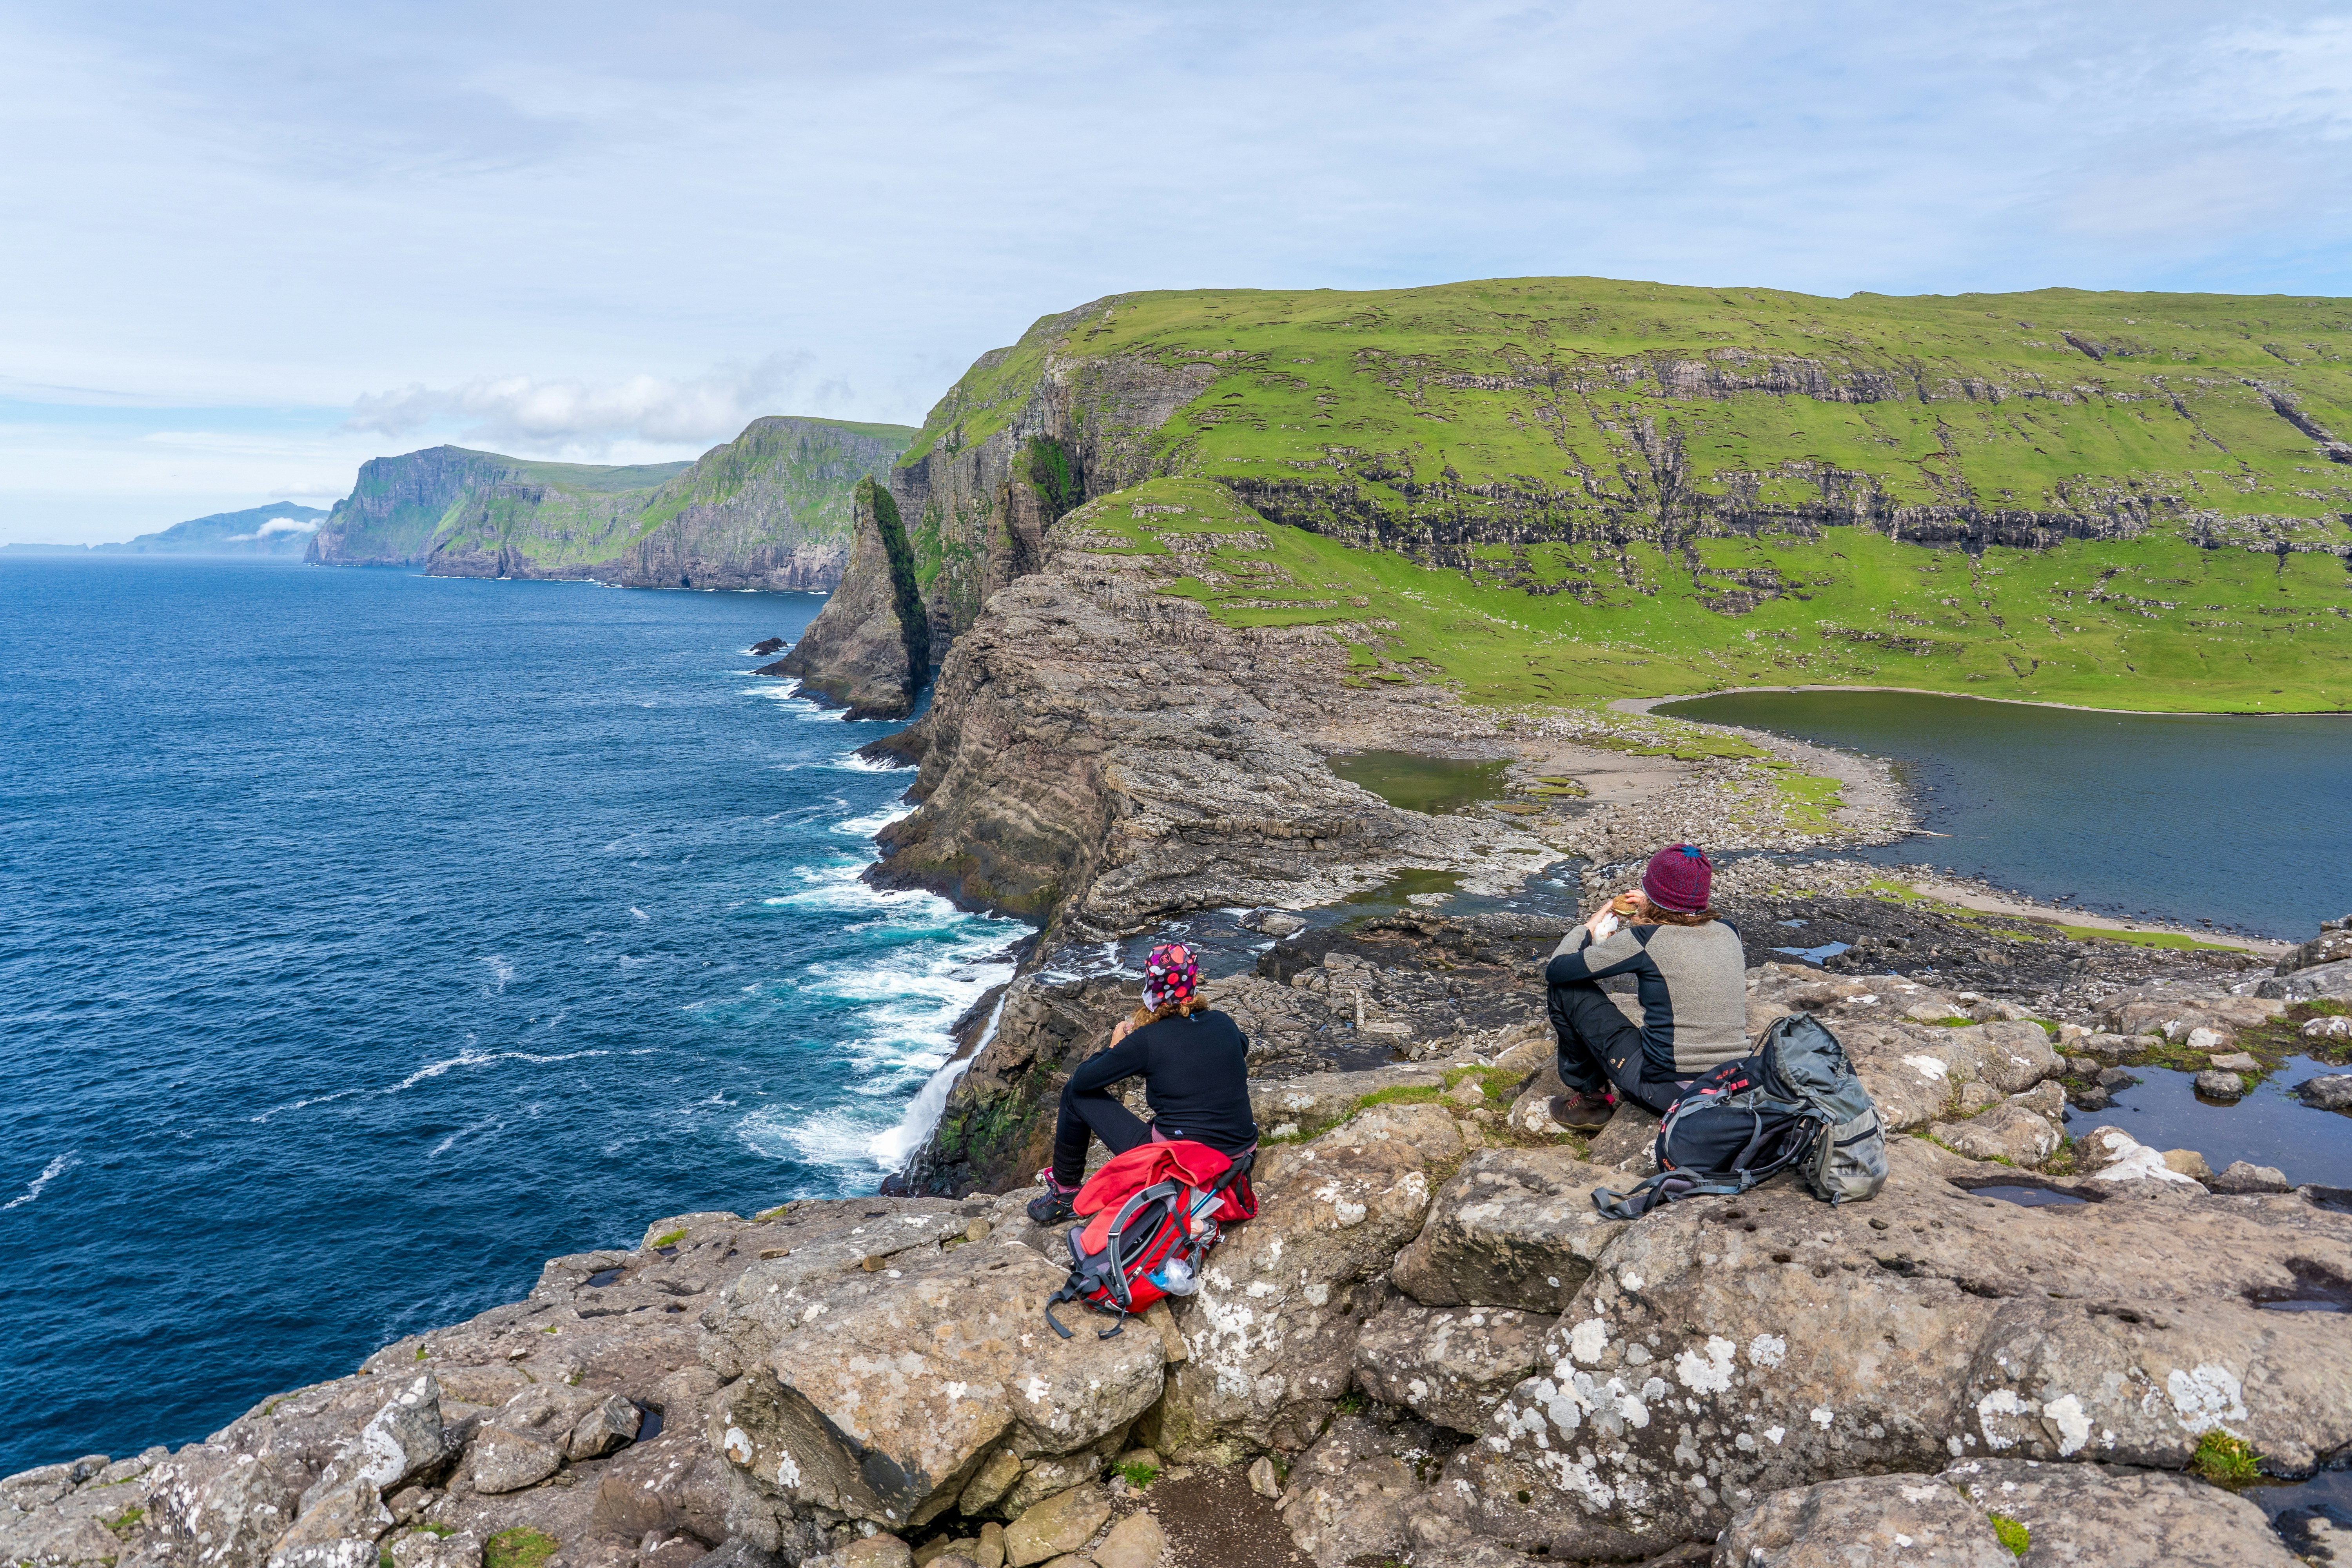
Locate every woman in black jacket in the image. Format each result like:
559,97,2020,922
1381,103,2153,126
1028,941,1259,1224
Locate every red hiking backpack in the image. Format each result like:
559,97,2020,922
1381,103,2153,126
1043,1139,1256,1340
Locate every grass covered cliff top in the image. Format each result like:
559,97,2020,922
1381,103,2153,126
913,277,2352,711
907,277,2352,526
1066,477,2352,712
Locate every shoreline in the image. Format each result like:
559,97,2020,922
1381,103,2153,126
1610,683,2352,720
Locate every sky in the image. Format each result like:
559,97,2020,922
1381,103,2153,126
4,0,2350,543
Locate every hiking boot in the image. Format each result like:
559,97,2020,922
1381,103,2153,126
1026,1174,1078,1226
1548,1091,1617,1132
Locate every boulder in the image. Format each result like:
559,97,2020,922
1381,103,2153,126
1390,1147,1629,1314
1937,1102,2060,1167
1828,1020,2060,1134
1087,1511,1163,1568
1713,1472,2009,1566
269,1478,392,1560
2300,1073,2352,1111
2163,1148,2216,1182
298,1375,452,1511
707,1239,1164,1532
2257,958,2352,1003
1001,1486,1107,1567
1156,1105,1458,1454
1445,1138,2352,1552
1278,1416,1434,1568
463,1426,561,1495
2301,1014,2352,1042
2277,928,2352,975
2194,1071,2246,1101
151,1450,295,1568
1351,1301,1549,1434
2076,1125,2205,1187
1945,1456,2301,1566
567,1394,642,1460
2209,1161,2290,1195
385,1526,484,1568
2208,1051,2260,1073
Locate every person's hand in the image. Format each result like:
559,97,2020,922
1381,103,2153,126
1110,1016,1135,1047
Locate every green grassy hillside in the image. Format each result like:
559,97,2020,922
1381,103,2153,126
909,279,2352,709
314,417,915,577
1067,478,2352,713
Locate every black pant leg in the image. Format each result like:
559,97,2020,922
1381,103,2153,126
1548,980,1680,1115
1049,1082,1153,1188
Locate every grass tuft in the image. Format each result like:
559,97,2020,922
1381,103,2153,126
2190,1428,2264,1486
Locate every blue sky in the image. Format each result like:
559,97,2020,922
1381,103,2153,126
4,0,2350,542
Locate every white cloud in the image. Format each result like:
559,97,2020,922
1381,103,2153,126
343,351,820,454
225,516,322,540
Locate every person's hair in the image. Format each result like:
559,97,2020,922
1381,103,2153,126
1127,995,1207,1031
1633,893,1717,926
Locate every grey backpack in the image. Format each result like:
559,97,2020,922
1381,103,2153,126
1593,1013,1887,1219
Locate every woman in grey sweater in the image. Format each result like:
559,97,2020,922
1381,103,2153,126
1545,843,1747,1129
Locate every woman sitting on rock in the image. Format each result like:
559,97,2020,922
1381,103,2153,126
1028,941,1259,1225
1545,843,1748,1131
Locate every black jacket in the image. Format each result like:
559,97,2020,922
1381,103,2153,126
1064,1007,1258,1153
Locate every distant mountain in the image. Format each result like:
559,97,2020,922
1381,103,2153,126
306,416,916,590
3,503,331,557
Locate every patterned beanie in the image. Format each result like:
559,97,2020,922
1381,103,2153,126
1142,942,1201,1010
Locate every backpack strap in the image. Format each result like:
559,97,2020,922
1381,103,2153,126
1592,1169,1751,1221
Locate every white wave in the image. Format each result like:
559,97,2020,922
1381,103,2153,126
428,1114,508,1160
835,802,916,838
251,1086,361,1124
384,1045,609,1094
1,1152,76,1211
630,907,650,922
830,751,910,774
479,955,515,995
868,985,1010,1167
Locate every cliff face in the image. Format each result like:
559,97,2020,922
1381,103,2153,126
305,417,914,589
762,479,929,719
889,301,1218,650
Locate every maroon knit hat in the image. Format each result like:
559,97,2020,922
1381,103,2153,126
1641,844,1713,913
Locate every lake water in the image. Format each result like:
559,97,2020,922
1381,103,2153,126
0,558,1020,1477
1652,690,2352,938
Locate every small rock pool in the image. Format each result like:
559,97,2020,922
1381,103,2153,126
2084,1054,2352,1190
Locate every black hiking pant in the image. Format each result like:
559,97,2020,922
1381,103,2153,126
1049,1081,1152,1189
1548,978,1682,1116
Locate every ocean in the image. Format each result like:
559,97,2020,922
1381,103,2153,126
0,557,1021,1477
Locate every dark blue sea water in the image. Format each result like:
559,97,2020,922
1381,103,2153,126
1654,690,2352,939
0,558,1019,1478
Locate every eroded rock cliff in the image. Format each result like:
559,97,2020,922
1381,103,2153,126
307,417,912,591
762,479,929,719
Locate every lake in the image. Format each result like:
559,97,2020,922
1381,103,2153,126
1652,690,2352,939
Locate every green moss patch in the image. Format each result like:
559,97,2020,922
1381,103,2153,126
2190,1429,2265,1486
486,1529,561,1568
1988,1512,2030,1555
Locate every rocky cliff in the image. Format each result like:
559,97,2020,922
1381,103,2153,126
305,417,914,590
11,921,2343,1568
782,278,2352,714
760,479,929,719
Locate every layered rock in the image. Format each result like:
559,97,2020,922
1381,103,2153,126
861,481,1555,937
307,418,911,590
763,479,930,718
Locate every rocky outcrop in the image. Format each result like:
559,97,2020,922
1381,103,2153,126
1717,1461,2300,1566
16,904,2347,1568
763,479,930,718
861,481,1555,939
307,418,911,590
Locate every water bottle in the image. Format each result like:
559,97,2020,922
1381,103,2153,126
1152,1255,1200,1296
